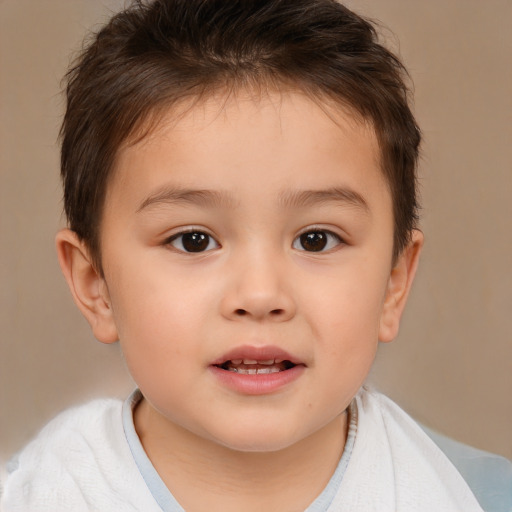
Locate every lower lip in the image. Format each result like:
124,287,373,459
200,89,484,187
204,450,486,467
209,365,305,395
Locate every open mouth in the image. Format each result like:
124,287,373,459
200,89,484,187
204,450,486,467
210,348,305,393
215,358,297,375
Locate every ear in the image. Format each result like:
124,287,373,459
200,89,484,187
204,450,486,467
379,229,424,343
55,228,118,344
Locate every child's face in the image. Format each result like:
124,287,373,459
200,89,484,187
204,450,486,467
97,90,408,451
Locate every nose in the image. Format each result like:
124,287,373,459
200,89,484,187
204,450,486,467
220,250,296,322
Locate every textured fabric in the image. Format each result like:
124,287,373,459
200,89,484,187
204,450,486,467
0,399,162,512
327,389,484,511
423,426,512,512
1,388,502,511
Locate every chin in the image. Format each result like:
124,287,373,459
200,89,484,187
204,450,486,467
208,423,306,454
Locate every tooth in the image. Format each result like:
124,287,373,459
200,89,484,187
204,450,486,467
275,359,283,364
243,359,257,364
259,360,274,365
228,367,238,373
256,367,280,374
231,359,243,365
246,369,257,375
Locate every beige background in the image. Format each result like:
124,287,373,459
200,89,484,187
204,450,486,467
1,0,511,462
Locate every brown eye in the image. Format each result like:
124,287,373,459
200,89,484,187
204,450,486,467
300,232,327,251
169,231,219,253
293,230,342,252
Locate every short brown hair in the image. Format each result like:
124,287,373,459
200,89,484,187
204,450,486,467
60,0,420,272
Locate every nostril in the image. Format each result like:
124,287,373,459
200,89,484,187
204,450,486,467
232,308,287,318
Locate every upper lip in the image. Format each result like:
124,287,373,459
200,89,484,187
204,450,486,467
211,345,304,366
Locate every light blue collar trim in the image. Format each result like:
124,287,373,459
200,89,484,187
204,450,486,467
122,390,356,512
122,390,184,512
305,402,357,511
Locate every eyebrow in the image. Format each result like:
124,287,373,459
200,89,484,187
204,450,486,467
137,186,236,212
137,185,369,213
278,187,370,213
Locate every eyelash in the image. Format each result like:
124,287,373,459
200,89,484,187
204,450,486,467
165,228,344,254
292,228,343,253
165,229,220,253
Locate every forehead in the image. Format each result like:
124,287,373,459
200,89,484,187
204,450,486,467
108,89,387,210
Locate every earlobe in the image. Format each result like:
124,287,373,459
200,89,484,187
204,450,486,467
55,229,118,344
378,229,424,343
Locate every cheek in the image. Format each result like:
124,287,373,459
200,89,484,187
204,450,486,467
105,257,224,364
109,275,206,396
304,266,388,336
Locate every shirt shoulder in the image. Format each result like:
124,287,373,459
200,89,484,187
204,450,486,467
333,388,484,511
422,426,512,512
366,388,511,512
1,398,161,511
5,397,124,474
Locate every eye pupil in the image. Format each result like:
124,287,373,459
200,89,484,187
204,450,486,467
300,232,327,252
182,232,210,252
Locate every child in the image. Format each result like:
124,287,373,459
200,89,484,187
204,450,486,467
1,1,510,510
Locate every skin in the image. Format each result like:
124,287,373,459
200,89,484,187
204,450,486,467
57,90,423,511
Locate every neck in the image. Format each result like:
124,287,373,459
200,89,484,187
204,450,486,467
134,399,348,512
